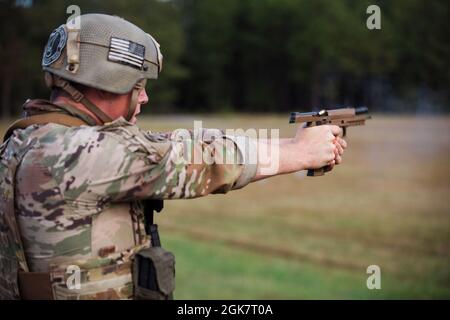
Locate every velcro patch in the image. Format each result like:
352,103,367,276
42,25,67,66
108,37,145,70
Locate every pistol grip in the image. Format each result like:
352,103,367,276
307,165,331,177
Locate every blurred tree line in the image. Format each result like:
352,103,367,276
0,0,448,117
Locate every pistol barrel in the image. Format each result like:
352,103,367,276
289,106,370,123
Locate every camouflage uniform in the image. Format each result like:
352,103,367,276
0,13,257,300
5,99,256,299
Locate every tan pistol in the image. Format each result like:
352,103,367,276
289,106,371,176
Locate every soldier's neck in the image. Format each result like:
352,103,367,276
52,96,104,125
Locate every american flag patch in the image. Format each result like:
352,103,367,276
108,37,145,69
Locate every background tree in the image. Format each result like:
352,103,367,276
0,0,448,117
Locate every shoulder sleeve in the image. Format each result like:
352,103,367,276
52,122,257,206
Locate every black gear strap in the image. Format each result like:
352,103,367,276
143,200,164,247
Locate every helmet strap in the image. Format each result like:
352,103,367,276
46,73,113,124
126,79,146,122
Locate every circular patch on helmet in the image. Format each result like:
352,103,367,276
42,26,67,66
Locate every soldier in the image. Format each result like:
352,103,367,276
0,14,346,300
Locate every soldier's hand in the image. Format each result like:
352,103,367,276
327,136,347,171
293,125,346,171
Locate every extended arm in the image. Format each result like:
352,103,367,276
252,125,347,182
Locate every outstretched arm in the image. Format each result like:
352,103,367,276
252,125,347,182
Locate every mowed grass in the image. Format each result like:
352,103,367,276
1,114,449,299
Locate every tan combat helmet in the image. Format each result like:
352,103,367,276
42,13,163,123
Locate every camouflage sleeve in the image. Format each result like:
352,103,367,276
54,119,257,205
147,127,259,189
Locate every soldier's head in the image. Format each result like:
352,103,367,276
42,13,163,124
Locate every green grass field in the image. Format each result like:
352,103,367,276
2,114,449,299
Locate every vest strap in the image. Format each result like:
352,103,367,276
3,113,88,142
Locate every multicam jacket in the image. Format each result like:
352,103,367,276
0,100,257,299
